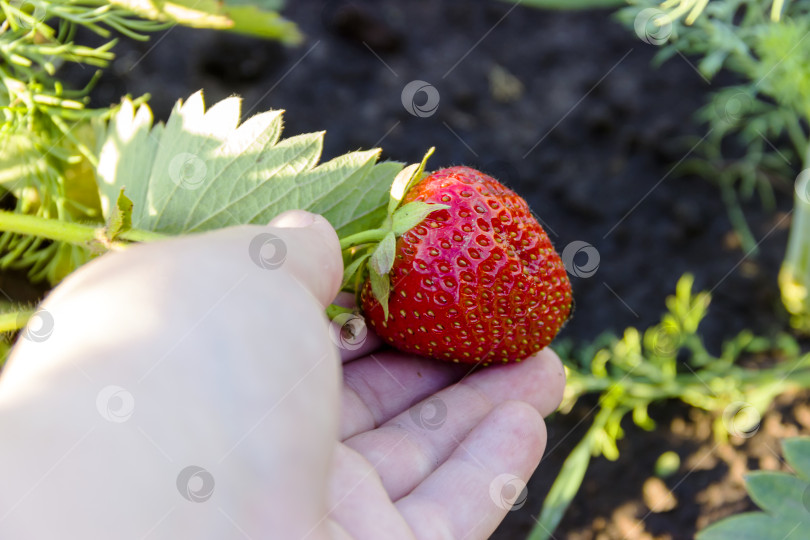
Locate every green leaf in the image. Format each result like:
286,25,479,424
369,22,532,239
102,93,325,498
105,189,133,240
96,92,403,236
108,0,303,44
697,512,806,540
783,437,810,481
699,50,730,80
530,431,594,540
368,265,390,320
387,147,435,214
388,163,421,214
391,201,448,236
745,471,810,521
341,252,371,291
370,231,396,276
306,158,402,238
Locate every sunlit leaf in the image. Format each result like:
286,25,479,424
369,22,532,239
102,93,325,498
96,92,403,237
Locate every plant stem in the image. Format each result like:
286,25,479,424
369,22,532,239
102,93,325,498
0,211,97,246
0,210,165,248
567,357,810,406
779,143,810,331
339,228,388,251
119,228,167,242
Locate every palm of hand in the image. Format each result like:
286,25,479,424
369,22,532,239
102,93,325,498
321,336,564,539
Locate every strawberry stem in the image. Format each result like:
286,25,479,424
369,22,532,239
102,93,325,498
0,210,166,248
338,228,389,250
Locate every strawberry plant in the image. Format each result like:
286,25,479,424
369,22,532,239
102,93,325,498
1,81,575,366
0,0,303,351
0,1,579,367
4,2,809,538
0,90,408,291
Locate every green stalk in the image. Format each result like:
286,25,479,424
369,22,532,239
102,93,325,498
338,228,389,251
779,143,810,331
120,228,166,243
0,210,165,248
528,405,614,540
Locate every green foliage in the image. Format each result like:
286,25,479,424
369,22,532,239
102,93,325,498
614,0,810,328
104,189,133,242
97,91,402,236
0,0,301,284
752,18,810,119
0,0,165,283
697,437,810,539
617,0,810,229
530,275,810,539
337,148,449,316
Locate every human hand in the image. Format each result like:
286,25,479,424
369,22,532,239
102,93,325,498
0,210,565,539
330,329,564,539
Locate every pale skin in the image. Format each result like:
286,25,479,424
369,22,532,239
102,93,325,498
0,210,566,539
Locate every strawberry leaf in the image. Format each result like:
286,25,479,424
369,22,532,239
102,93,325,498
391,201,448,236
370,231,396,276
341,251,371,290
388,163,421,214
387,146,435,214
96,92,403,237
308,159,402,238
105,189,133,240
368,265,390,320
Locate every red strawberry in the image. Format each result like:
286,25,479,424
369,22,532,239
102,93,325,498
359,166,572,365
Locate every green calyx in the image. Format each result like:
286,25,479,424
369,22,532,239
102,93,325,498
335,147,449,319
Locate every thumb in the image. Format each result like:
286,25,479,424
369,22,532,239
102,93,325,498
266,210,343,307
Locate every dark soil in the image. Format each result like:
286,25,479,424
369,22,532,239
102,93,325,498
56,0,808,537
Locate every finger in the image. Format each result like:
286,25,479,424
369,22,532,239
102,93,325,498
339,350,468,440
322,443,415,540
269,210,343,307
0,218,343,538
396,401,546,539
342,349,564,500
5,215,343,384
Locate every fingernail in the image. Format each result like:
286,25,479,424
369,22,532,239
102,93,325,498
269,210,317,229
